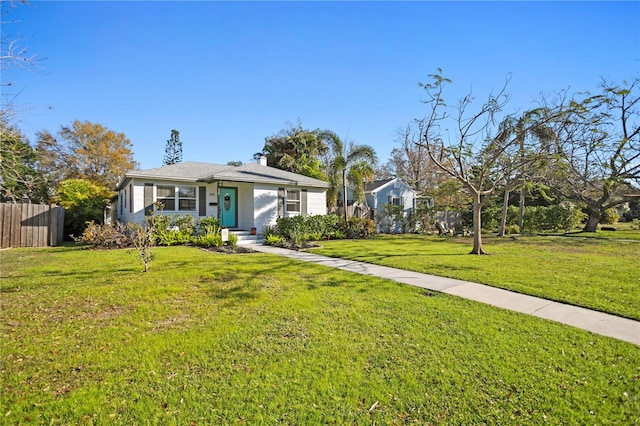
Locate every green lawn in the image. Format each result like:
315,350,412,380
1,246,638,424
308,234,640,321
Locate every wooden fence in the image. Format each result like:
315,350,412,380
0,203,65,248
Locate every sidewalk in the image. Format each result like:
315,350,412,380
248,244,640,346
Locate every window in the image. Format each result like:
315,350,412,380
178,186,196,211
157,185,176,211
388,195,401,206
128,184,133,213
156,185,197,212
286,190,300,213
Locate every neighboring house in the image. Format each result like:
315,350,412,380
338,177,431,232
363,178,423,215
115,156,328,233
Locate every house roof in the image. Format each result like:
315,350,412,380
364,178,395,192
364,177,417,193
118,161,329,189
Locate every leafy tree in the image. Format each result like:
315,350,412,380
36,120,137,190
318,130,377,219
260,122,327,180
543,78,640,232
493,112,556,236
163,129,182,165
54,178,112,238
415,70,553,254
0,119,48,203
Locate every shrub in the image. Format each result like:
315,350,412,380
74,221,132,249
601,208,620,225
197,216,221,236
262,225,276,240
193,233,223,248
305,232,324,241
376,204,405,234
265,234,285,246
174,215,195,234
156,230,192,246
328,229,347,240
505,224,520,235
342,217,376,239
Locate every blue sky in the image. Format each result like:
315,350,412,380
4,1,639,170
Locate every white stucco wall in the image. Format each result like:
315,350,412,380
235,182,254,230
254,185,279,233
306,188,327,216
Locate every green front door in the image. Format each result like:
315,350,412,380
219,187,237,228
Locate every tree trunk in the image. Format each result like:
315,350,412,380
470,192,486,255
342,169,348,221
518,188,525,233
583,208,602,232
498,189,509,237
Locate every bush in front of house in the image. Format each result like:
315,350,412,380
75,215,233,250
266,214,375,247
75,221,132,249
341,217,376,239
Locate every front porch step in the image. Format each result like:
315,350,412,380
230,230,263,245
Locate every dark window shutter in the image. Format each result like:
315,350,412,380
144,183,154,216
278,188,285,217
129,184,133,213
198,186,206,216
301,189,308,217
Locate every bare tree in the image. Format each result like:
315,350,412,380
382,121,455,194
415,70,552,254
1,1,43,91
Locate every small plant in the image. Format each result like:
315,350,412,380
305,232,324,241
505,224,520,235
265,234,285,246
197,216,221,236
227,233,238,253
631,219,640,230
262,225,276,240
193,233,223,248
174,215,195,234
127,222,155,272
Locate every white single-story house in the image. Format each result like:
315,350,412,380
115,157,328,233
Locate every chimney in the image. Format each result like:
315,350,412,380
258,155,267,166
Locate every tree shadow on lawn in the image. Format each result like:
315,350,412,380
0,267,137,290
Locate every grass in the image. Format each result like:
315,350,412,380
1,246,639,424
308,233,640,321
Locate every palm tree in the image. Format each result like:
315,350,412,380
319,130,377,220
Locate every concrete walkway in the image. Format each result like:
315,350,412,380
248,244,640,346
